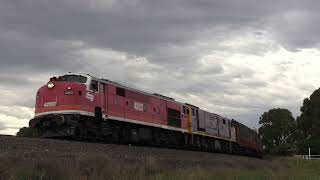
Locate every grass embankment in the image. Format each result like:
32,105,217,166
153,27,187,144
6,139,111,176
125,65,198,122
0,155,320,180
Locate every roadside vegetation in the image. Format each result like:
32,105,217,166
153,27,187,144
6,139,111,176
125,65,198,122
16,127,38,137
0,155,320,180
258,88,320,155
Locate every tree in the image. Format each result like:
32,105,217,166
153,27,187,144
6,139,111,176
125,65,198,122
297,88,320,154
258,108,297,155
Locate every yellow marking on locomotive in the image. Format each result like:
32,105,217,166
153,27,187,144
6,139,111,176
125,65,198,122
187,106,193,133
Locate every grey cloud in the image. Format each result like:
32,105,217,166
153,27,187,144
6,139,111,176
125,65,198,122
267,10,320,50
0,30,83,72
1,0,320,132
0,73,34,87
196,65,224,75
0,121,8,131
239,80,267,88
1,0,318,72
1,0,317,59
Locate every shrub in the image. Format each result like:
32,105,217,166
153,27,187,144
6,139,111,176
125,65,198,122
16,127,38,137
298,139,320,155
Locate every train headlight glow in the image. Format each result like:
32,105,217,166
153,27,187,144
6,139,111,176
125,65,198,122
47,81,55,89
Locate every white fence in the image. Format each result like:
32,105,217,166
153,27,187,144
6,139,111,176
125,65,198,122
296,155,320,160
295,148,320,160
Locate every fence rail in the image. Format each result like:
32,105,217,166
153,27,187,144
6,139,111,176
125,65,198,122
295,148,320,160
295,155,320,160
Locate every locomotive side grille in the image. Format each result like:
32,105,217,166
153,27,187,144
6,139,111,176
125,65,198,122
126,89,151,103
167,108,181,128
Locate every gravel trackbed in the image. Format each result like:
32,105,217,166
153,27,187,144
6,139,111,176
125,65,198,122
0,135,281,170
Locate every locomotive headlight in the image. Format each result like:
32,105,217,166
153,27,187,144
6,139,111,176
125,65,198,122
47,81,55,89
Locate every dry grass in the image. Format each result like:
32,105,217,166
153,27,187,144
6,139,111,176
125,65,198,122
0,155,320,180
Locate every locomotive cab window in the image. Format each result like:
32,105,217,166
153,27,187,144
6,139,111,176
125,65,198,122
90,80,98,92
59,75,87,83
223,119,226,125
116,87,125,97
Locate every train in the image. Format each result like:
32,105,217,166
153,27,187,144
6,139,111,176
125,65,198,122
29,73,263,157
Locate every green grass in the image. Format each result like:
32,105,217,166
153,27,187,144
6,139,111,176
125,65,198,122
1,156,320,180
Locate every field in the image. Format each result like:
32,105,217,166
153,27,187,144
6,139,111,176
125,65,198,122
0,136,320,180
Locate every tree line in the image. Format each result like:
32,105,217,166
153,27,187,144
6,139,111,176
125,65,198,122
258,88,320,155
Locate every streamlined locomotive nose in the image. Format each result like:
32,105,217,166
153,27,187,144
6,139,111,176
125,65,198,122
35,74,90,117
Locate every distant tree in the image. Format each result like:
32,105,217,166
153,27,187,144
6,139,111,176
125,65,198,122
16,127,37,137
297,88,320,154
258,108,297,155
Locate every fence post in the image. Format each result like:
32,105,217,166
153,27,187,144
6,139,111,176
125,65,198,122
309,147,311,159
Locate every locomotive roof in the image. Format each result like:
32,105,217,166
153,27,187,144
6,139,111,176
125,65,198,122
69,73,247,129
88,74,183,105
98,77,235,119
89,74,236,118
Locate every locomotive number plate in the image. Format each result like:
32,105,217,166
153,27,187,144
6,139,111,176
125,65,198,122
134,102,144,111
44,101,57,107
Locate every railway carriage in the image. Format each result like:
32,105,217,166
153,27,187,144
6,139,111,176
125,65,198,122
30,73,263,157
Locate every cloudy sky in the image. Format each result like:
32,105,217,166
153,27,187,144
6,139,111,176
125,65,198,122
1,0,320,135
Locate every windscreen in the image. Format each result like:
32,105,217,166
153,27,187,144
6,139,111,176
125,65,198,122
59,75,87,83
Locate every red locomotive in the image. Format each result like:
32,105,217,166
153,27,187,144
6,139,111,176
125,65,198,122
29,73,263,157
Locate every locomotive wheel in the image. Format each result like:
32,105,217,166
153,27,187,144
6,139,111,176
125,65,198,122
73,127,81,141
152,130,161,146
112,128,120,143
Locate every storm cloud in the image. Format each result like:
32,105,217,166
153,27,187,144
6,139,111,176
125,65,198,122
1,0,320,134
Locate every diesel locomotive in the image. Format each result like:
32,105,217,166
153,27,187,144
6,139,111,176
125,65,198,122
29,73,263,157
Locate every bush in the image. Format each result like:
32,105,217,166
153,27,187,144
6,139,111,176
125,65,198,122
16,127,38,137
298,139,320,155
269,143,294,156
